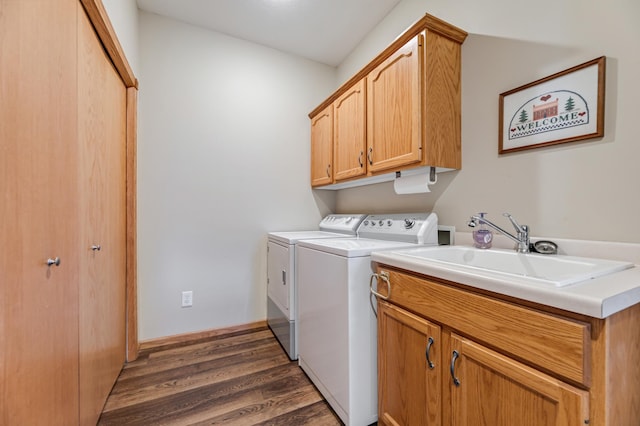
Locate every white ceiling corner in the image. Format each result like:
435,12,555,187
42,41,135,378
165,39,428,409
136,0,402,66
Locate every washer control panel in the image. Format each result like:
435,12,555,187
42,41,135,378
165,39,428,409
318,214,367,234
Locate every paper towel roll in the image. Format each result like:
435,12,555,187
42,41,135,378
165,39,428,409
393,172,431,194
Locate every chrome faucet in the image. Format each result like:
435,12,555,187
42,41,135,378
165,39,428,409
468,213,530,253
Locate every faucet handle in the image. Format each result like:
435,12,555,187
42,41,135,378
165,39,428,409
503,213,524,232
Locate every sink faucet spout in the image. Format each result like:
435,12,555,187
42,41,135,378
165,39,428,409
468,213,530,253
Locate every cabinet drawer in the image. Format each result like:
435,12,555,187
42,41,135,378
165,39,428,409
376,267,591,386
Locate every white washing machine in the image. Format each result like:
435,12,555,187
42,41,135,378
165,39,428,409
296,213,439,426
267,214,366,360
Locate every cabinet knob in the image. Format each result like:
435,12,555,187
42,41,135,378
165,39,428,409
46,257,61,267
91,245,101,251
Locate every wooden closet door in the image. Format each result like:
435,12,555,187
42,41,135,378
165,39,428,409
0,1,80,425
77,4,127,424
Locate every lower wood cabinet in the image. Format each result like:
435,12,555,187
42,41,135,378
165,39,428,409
375,266,640,426
378,302,441,426
449,334,588,426
378,301,588,426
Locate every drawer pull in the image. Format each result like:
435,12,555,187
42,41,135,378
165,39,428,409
369,272,391,300
450,350,461,386
425,337,435,369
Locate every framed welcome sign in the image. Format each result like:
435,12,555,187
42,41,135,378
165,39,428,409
499,56,606,154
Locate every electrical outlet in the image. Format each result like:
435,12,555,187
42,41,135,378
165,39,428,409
181,290,193,308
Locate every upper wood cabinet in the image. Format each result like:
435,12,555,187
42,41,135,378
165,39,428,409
367,34,422,173
310,104,333,186
334,79,367,181
309,14,467,188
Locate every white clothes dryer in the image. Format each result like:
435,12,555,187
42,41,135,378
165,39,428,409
296,213,439,426
267,214,366,360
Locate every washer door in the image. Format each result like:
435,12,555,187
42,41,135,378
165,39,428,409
267,241,292,318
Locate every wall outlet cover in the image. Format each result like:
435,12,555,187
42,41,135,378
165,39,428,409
182,290,193,307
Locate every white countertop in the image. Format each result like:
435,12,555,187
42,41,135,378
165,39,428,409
371,233,640,319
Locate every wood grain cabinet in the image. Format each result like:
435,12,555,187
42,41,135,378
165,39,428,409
448,334,588,426
309,14,466,188
366,34,422,173
310,78,367,187
333,79,367,181
1,1,135,424
374,266,640,426
310,104,334,186
378,302,442,426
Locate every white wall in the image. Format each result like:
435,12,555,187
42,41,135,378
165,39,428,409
102,0,139,76
119,0,639,341
336,0,640,244
137,12,336,340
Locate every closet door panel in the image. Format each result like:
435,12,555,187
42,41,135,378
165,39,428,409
77,4,127,424
0,1,80,425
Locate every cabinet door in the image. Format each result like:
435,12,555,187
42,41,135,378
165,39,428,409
449,334,589,426
310,104,333,186
77,4,127,424
0,0,80,424
367,33,422,173
378,301,441,426
334,79,366,181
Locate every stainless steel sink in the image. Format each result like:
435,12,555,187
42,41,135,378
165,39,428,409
391,246,634,286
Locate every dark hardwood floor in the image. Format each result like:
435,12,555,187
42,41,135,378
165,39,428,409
98,325,343,425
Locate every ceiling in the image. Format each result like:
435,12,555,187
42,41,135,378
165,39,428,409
136,0,402,67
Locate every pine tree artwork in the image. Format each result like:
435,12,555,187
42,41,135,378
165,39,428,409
518,109,529,123
565,96,575,111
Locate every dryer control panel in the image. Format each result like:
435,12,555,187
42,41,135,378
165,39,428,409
357,213,438,245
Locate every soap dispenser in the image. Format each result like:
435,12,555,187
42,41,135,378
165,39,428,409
473,212,493,249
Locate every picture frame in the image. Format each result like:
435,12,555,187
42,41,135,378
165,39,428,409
498,56,606,154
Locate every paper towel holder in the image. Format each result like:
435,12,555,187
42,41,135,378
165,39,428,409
395,167,438,184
